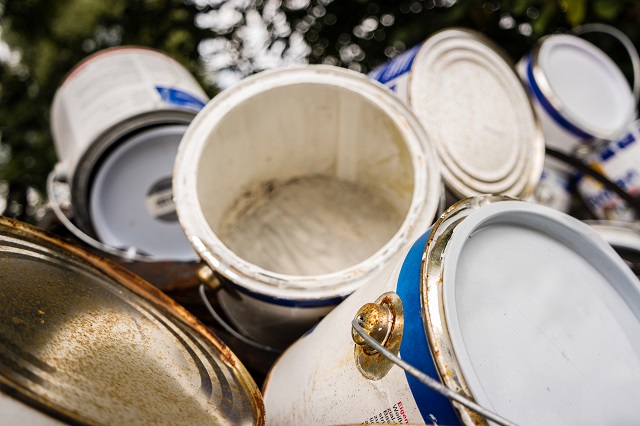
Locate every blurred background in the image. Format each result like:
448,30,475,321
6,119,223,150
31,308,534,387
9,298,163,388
0,0,639,225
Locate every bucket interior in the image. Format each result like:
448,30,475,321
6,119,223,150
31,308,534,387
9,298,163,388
196,82,415,276
539,35,635,136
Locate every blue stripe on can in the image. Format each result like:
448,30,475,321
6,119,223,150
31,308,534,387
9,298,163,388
396,230,461,425
368,44,422,85
156,86,207,111
221,278,348,308
524,54,593,140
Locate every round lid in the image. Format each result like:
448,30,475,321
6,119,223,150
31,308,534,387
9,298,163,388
0,217,263,425
535,34,635,140
408,29,544,199
90,124,197,261
422,196,640,424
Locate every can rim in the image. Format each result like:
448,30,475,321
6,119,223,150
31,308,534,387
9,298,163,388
421,196,640,424
173,64,442,300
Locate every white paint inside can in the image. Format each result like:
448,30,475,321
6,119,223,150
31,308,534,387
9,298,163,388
443,202,640,424
90,124,197,260
538,35,635,138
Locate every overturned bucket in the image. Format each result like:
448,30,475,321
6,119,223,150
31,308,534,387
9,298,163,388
47,46,209,288
369,28,545,203
174,65,442,349
0,216,264,425
263,195,640,425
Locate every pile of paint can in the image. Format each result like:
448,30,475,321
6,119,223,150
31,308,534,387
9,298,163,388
2,23,639,425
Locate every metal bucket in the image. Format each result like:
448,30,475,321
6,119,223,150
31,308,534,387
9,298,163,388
0,216,264,425
368,28,544,203
47,46,208,269
516,24,639,154
576,120,640,221
174,65,442,349
262,195,640,425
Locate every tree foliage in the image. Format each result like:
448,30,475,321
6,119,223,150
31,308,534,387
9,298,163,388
0,0,638,223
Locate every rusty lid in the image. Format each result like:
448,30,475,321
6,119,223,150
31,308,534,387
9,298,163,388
0,217,264,425
407,28,544,199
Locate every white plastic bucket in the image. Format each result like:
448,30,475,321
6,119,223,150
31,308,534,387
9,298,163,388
517,24,639,153
48,46,208,264
174,65,442,348
262,195,640,425
369,28,544,202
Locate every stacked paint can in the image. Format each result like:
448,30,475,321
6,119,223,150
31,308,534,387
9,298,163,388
47,46,209,290
173,65,442,349
516,24,640,216
369,28,545,205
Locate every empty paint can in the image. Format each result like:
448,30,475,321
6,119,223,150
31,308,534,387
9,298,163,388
0,216,264,425
576,120,640,221
174,65,442,349
48,46,208,268
517,24,639,154
262,195,640,425
586,220,640,276
369,28,544,202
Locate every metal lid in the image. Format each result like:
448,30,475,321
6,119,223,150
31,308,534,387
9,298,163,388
0,217,264,425
408,29,544,199
421,196,640,424
90,124,197,261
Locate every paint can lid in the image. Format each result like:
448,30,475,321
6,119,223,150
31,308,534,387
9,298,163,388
423,196,640,423
0,217,264,425
407,29,544,199
90,124,198,261
532,34,636,140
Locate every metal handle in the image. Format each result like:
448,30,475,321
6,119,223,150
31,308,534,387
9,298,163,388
198,283,284,354
351,318,517,426
571,23,640,103
46,167,161,263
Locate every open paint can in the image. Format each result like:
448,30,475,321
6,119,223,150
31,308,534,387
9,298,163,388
174,65,442,349
0,216,264,425
47,46,208,288
369,28,544,203
263,195,640,425
517,23,639,154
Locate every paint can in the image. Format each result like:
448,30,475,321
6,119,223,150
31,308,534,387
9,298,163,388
47,46,209,283
368,28,544,203
262,195,640,425
517,23,639,154
174,65,442,349
0,216,264,425
575,120,640,221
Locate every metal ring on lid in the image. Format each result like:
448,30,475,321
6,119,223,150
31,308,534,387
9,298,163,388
405,28,544,199
0,217,264,425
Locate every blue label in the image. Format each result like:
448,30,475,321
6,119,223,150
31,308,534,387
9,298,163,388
396,230,461,425
156,86,207,111
368,44,422,85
